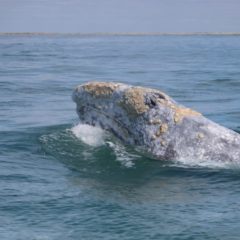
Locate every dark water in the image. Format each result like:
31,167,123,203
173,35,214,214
1,34,240,239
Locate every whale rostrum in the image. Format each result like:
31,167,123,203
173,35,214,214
72,82,240,162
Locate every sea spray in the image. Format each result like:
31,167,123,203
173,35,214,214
71,123,140,167
71,124,106,147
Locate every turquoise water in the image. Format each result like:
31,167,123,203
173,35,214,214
1,34,240,239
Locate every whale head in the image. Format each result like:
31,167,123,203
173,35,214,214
72,82,178,145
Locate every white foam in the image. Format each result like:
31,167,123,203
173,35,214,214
107,141,140,168
71,123,106,147
174,157,240,169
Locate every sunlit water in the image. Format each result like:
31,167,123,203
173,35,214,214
1,34,240,240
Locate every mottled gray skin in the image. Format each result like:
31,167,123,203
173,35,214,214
72,82,240,162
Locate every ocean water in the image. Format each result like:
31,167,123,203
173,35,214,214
1,34,240,240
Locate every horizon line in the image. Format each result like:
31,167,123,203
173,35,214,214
1,32,240,36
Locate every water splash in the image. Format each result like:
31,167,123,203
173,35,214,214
106,141,140,168
71,123,138,167
174,156,240,170
71,124,106,147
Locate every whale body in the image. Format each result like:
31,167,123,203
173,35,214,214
72,82,240,163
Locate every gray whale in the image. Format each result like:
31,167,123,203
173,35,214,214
72,82,240,163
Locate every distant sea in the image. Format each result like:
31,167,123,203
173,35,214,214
1,33,240,240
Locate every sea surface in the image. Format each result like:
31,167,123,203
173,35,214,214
1,34,240,240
